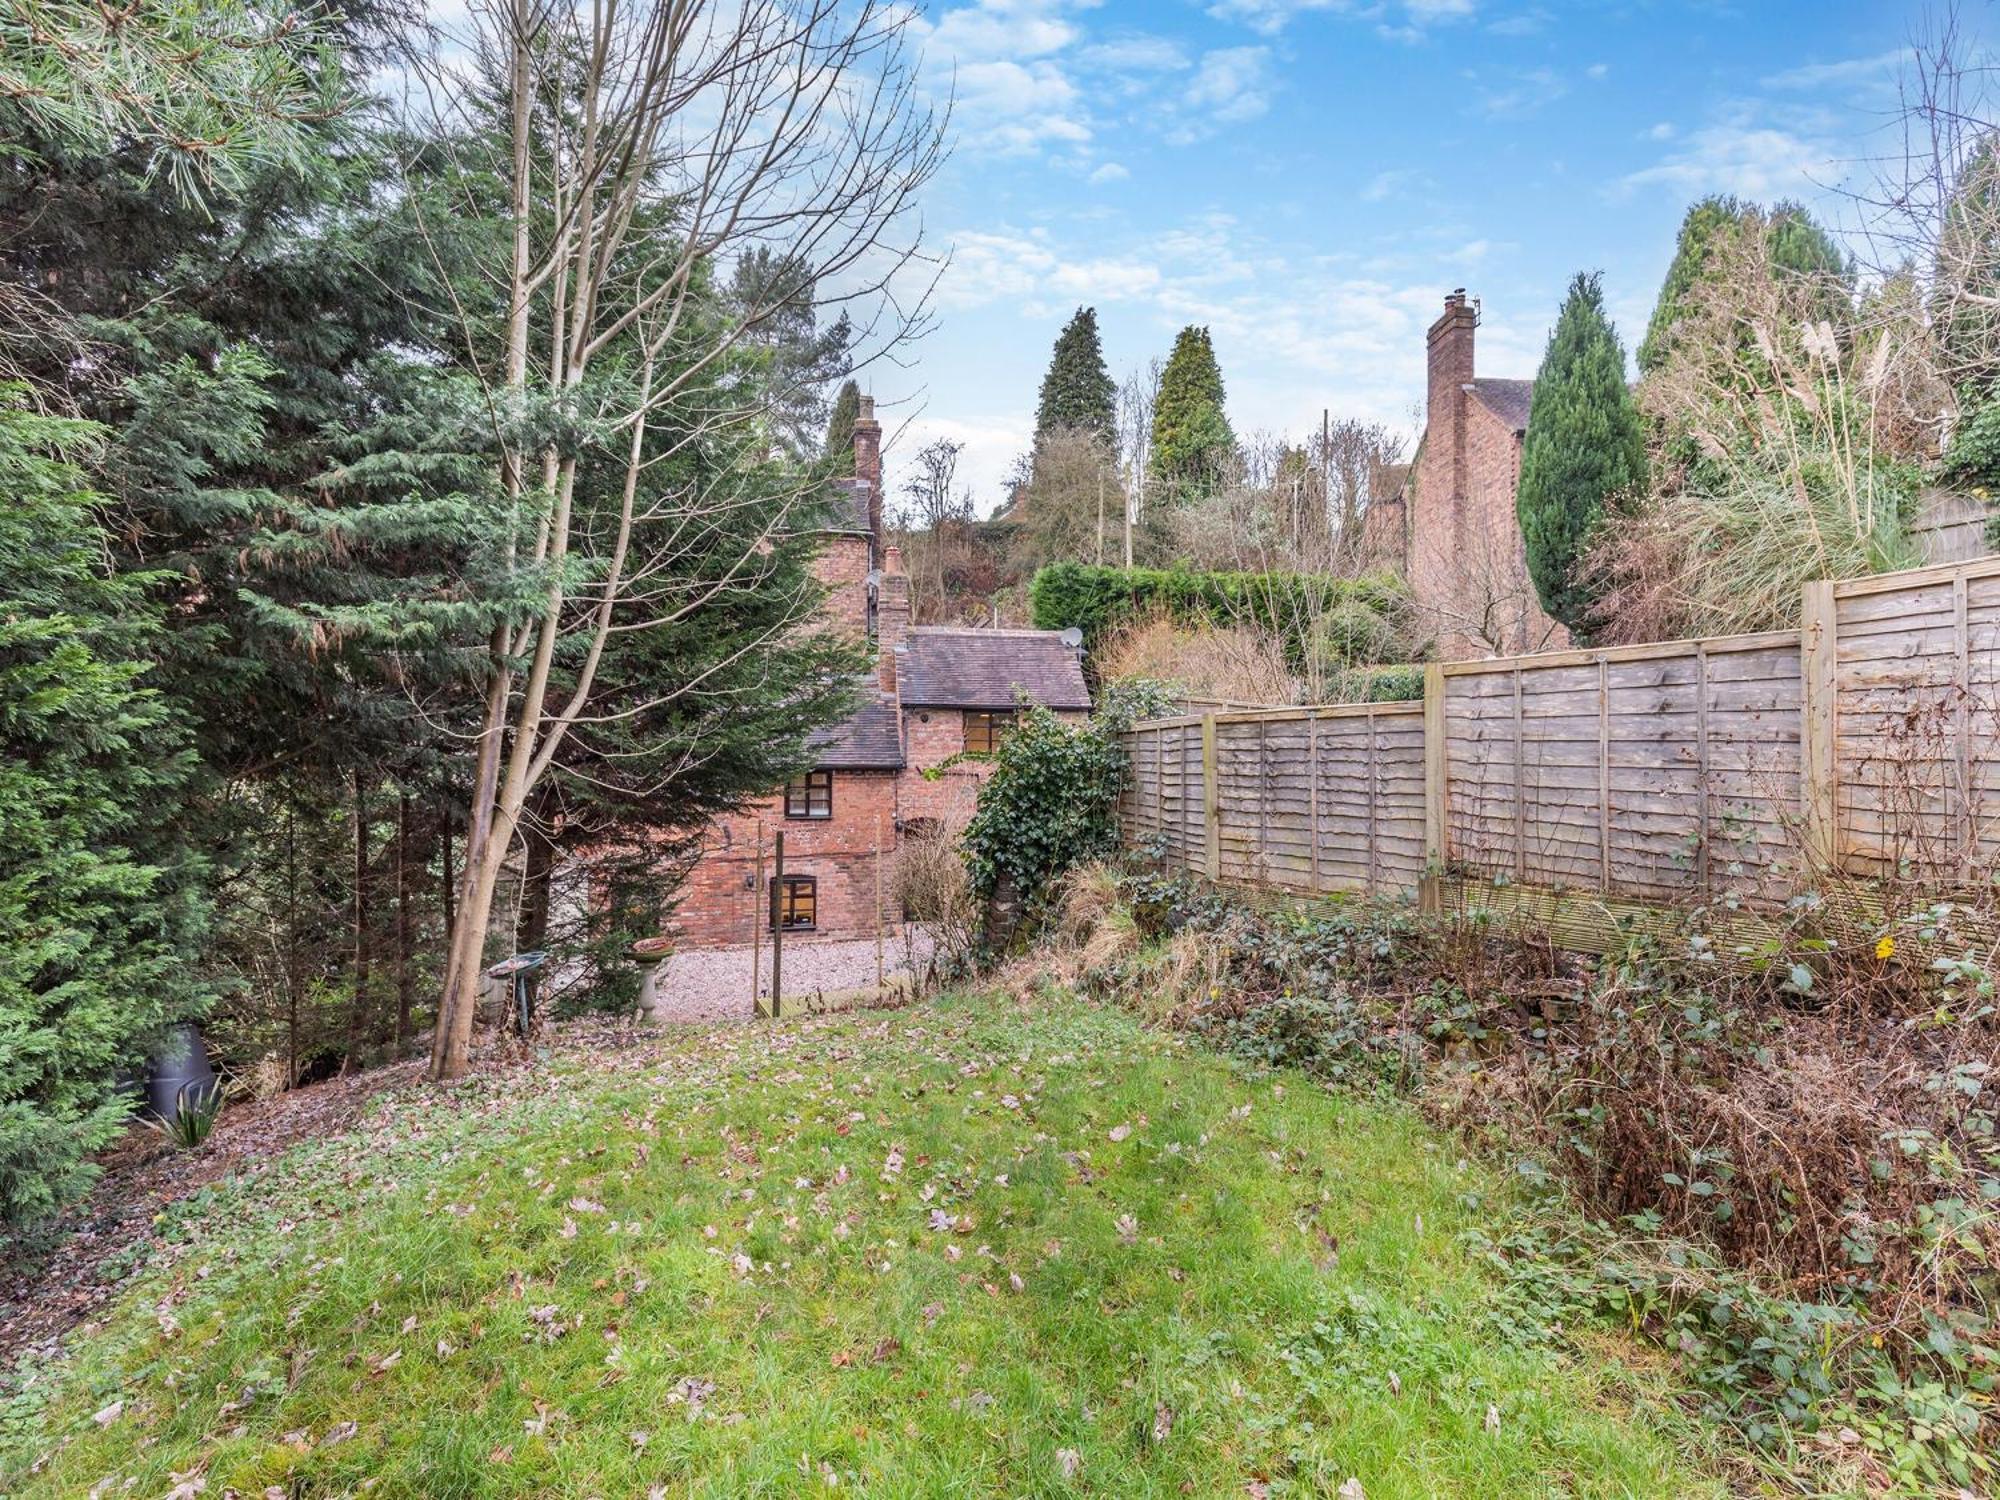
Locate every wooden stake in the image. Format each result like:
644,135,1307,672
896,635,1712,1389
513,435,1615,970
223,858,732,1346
751,822,764,1016
1201,713,1220,882
769,830,785,1020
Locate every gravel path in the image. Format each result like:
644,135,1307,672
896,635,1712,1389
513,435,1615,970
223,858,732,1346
641,930,934,1023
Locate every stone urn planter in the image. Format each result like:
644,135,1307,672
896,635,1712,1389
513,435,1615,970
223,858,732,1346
631,936,675,1024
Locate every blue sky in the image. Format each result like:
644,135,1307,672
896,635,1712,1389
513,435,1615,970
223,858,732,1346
874,0,1973,512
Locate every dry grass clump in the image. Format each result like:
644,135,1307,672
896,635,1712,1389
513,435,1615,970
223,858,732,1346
1586,209,1928,643
892,825,980,987
1094,613,1298,707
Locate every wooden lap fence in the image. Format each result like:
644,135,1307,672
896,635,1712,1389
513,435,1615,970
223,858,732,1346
1117,555,2000,935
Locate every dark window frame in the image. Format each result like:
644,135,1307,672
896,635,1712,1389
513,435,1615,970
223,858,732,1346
784,768,834,819
771,874,817,932
963,709,1017,756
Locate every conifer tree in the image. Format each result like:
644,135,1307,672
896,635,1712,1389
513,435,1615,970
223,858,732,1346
1149,325,1234,500
1639,196,1848,372
1033,307,1116,446
824,379,861,474
0,392,208,1222
1517,273,1646,636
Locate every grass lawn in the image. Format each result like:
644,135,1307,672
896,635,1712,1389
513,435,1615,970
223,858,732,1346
3,990,1726,1498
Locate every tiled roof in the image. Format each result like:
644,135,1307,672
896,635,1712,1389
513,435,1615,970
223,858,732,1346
1467,377,1534,433
898,627,1091,711
808,683,903,769
827,477,874,535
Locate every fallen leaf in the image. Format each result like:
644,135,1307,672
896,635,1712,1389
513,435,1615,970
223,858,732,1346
320,1420,359,1448
1108,1124,1131,1143
1484,1402,1500,1435
1338,1480,1365,1500
91,1400,123,1428
1152,1402,1174,1444
1056,1446,1082,1478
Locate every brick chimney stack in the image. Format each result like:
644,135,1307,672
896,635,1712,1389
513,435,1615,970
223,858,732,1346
1427,289,1477,503
853,394,883,547
877,542,910,695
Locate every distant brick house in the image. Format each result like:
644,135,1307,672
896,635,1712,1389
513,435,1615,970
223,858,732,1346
1360,290,1566,660
665,398,1090,950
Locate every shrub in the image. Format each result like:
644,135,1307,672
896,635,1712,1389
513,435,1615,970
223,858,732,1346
962,705,1129,920
1028,561,1413,665
151,1084,224,1150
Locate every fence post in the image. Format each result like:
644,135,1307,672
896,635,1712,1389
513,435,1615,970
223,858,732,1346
1307,710,1322,895
1422,663,1448,912
1201,712,1220,882
1801,580,1839,876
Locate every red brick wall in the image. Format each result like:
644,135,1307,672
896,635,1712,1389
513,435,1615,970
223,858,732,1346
1406,295,1566,661
668,770,897,947
813,534,873,642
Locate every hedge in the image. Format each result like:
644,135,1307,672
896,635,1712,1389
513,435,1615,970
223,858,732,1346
1027,561,1414,665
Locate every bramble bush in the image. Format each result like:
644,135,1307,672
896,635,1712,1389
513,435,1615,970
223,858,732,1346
1057,863,2000,1492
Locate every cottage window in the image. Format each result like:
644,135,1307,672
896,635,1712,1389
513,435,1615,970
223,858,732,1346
771,874,817,932
784,769,833,819
963,710,1016,756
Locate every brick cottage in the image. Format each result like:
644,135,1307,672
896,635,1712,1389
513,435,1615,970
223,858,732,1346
664,397,1090,950
1359,289,1566,660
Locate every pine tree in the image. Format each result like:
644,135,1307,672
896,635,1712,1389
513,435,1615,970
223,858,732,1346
1033,307,1116,446
1150,326,1234,500
0,392,209,1222
824,379,861,474
1517,273,1646,636
1639,196,1848,372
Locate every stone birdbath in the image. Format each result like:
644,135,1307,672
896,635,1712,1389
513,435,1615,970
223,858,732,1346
631,936,675,1024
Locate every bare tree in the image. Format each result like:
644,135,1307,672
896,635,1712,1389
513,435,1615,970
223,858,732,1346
895,436,972,621
415,0,945,1080
1316,417,1407,569
1116,358,1162,565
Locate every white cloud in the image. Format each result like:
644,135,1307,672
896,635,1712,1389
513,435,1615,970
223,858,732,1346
1585,62,1609,81
1164,46,1274,143
1645,121,1675,141
1078,35,1190,73
1614,119,1843,201
1761,48,1908,91
935,229,1165,312
951,58,1091,153
1205,0,1474,39
1362,167,1429,201
1087,161,1130,184
1484,7,1548,36
912,0,1094,156
1470,65,1565,120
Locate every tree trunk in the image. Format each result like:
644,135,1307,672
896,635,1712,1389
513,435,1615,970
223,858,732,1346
440,799,456,945
515,810,554,1023
286,798,301,1089
344,768,374,1073
395,792,415,1052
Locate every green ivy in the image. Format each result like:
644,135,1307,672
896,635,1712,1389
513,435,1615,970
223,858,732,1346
962,703,1132,913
